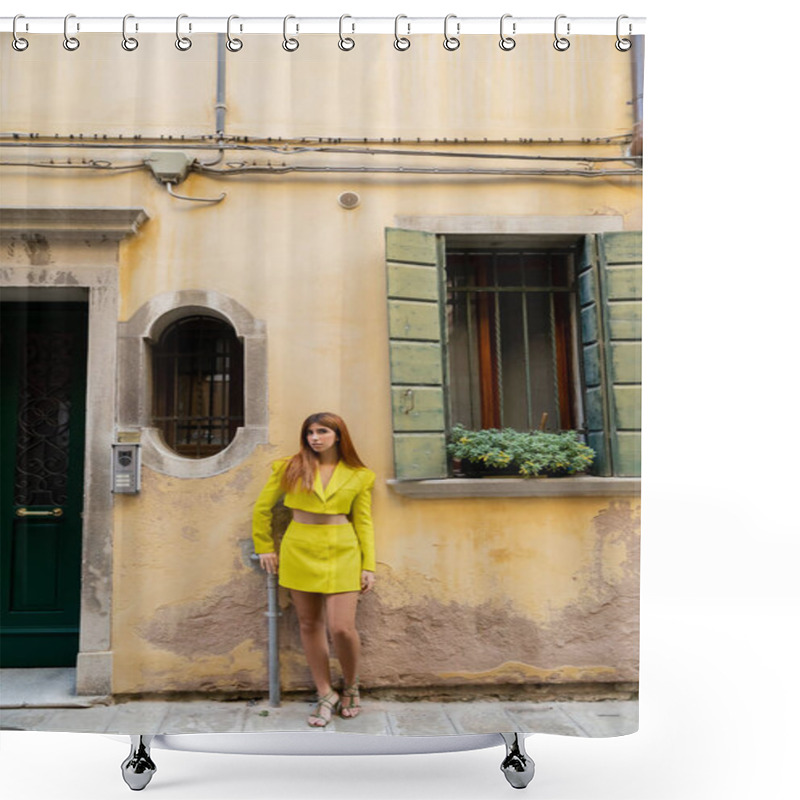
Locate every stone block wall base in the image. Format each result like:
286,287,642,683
76,651,113,696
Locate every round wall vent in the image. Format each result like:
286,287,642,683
338,191,361,210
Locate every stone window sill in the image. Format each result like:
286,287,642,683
387,476,641,499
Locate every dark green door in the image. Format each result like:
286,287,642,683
1,302,88,666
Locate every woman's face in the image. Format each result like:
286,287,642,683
306,423,338,455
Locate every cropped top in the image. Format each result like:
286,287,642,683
252,458,376,571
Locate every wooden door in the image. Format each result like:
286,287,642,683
0,302,88,666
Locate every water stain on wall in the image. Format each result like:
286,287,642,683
23,235,52,266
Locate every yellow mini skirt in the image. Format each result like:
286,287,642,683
279,521,362,594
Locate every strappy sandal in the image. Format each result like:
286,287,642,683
307,690,340,727
340,680,361,719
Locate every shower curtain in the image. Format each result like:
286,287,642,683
0,10,642,773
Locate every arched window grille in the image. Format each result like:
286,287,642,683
151,315,244,458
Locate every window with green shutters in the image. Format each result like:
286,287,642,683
385,228,642,480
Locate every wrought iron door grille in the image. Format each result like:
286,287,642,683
13,330,75,506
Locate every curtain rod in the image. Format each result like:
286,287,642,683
2,16,646,37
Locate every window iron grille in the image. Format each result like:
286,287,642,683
151,315,244,458
446,249,578,432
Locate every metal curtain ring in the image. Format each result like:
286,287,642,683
553,14,570,51
122,14,138,51
226,15,243,51
175,14,192,51
394,14,410,51
12,15,29,51
283,15,299,51
338,14,355,51
443,14,460,51
63,13,80,51
615,15,632,52
499,14,516,51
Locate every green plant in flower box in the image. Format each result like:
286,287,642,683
447,424,595,477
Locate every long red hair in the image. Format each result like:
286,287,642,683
281,412,366,492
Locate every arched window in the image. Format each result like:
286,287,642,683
151,315,244,458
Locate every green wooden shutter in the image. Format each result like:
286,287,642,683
579,231,642,477
385,228,448,479
579,236,612,475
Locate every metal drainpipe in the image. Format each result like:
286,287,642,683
251,555,281,707
630,35,644,158
266,573,281,706
215,33,226,137
199,34,227,167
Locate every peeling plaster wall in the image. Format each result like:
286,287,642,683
112,455,639,694
1,34,641,696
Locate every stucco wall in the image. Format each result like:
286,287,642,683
1,32,641,695
112,459,639,693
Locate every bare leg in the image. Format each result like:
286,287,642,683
290,589,339,725
326,591,361,717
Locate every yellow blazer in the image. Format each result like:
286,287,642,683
252,458,376,571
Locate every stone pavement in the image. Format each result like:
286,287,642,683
0,668,637,738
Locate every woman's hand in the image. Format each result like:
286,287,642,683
360,570,375,594
259,553,278,574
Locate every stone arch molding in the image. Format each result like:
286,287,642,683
118,289,268,478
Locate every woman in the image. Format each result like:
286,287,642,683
252,412,376,727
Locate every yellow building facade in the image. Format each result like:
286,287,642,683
1,33,642,697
